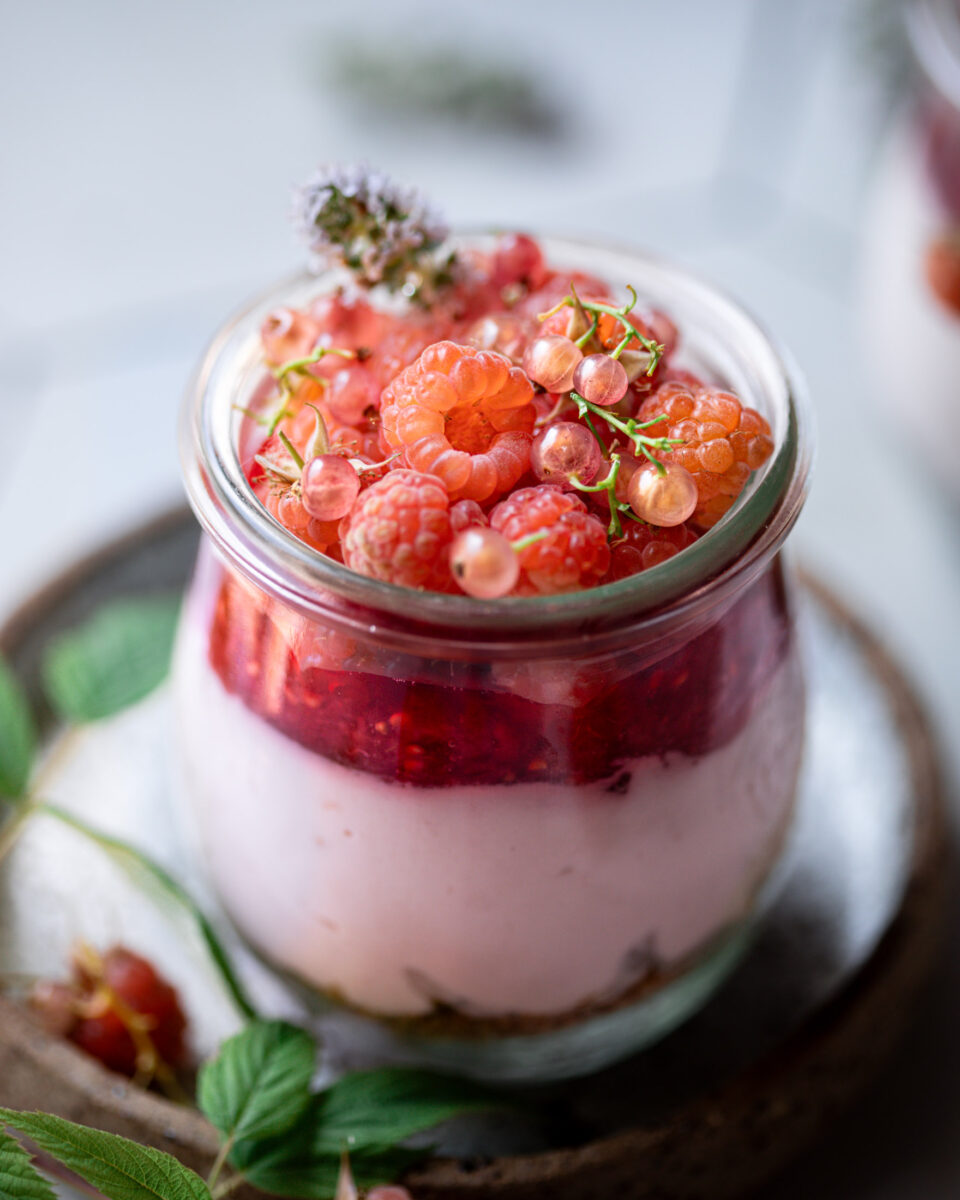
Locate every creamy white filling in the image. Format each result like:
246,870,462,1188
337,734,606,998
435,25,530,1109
174,595,804,1018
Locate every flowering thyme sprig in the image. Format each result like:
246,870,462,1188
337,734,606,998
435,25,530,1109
293,163,457,304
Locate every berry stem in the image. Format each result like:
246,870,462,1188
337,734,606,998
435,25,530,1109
511,529,549,553
304,403,331,457
570,454,624,539
537,285,664,375
277,431,305,472
211,1174,248,1200
572,393,681,473
274,345,355,385
0,801,35,867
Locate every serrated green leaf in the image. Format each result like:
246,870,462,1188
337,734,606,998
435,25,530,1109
236,1142,420,1199
0,657,36,799
0,1111,210,1200
310,1067,497,1154
198,1020,315,1146
229,1068,498,1197
0,1128,57,1200
42,597,180,722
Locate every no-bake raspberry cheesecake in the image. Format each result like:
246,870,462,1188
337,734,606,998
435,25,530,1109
176,166,810,1080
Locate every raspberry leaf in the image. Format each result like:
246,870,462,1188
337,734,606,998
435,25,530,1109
41,597,180,723
198,1020,316,1146
0,1127,57,1200
231,1140,420,1199
0,1112,210,1200
308,1067,499,1154
0,657,36,800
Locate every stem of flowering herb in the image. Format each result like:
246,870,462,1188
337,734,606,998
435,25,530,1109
511,530,549,553
278,432,305,472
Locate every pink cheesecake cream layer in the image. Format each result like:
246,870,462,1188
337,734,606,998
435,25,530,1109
174,578,804,1019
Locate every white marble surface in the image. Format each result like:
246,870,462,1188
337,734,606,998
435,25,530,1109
1,0,959,1194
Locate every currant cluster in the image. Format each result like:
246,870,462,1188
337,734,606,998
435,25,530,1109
30,944,188,1088
241,234,776,598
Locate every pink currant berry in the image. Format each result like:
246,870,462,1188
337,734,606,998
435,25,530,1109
301,455,361,521
627,462,698,527
522,335,582,393
531,421,602,486
326,365,379,425
572,353,628,407
450,528,520,598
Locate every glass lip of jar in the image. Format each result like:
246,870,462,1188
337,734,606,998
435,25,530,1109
180,233,813,654
907,0,960,111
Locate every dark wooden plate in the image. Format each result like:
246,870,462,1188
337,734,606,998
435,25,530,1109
0,510,949,1199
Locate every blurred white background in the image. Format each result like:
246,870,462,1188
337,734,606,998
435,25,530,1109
1,1,959,1194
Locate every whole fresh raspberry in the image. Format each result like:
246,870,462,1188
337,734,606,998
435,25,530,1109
606,521,699,581
31,944,188,1083
490,485,610,595
637,381,774,530
380,340,535,503
340,469,453,590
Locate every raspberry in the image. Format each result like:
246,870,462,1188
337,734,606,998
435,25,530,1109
926,232,960,316
380,341,535,502
490,485,610,594
340,469,453,591
606,521,699,581
450,498,488,532
32,945,187,1082
490,233,548,290
637,381,774,530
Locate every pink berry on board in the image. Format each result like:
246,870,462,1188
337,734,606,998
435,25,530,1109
627,462,698,526
301,455,361,521
450,527,520,598
572,354,628,407
522,335,583,393
531,421,603,486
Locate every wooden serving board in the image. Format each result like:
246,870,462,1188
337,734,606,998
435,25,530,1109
0,510,950,1199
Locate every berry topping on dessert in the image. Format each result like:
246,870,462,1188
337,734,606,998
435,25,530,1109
31,944,188,1089
237,165,777,593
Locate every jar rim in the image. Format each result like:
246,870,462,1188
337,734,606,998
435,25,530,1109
180,234,812,652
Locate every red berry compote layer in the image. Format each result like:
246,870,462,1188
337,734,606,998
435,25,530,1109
176,188,802,1032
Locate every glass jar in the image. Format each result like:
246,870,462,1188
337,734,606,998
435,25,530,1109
175,236,811,1082
861,0,960,490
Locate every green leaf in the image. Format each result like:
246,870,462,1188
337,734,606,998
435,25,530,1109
0,657,36,799
42,597,180,722
0,1128,57,1200
0,1111,210,1200
308,1067,498,1155
198,1020,316,1146
235,1141,421,1199
37,803,257,1022
229,1068,498,1197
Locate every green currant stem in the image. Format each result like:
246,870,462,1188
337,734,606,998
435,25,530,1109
580,409,607,453
574,317,599,349
274,345,354,384
572,394,681,472
511,530,549,553
569,454,624,539
278,431,305,472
